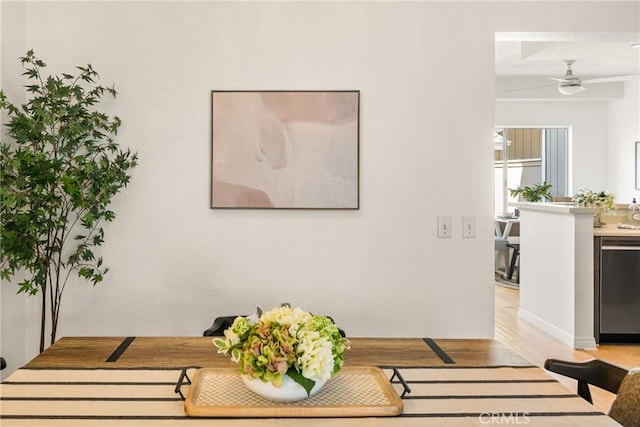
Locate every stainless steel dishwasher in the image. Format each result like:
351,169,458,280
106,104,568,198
599,237,640,343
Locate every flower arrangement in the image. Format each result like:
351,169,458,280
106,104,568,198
572,189,616,210
213,304,350,396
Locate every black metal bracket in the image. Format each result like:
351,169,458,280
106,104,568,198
174,367,195,401
390,367,411,398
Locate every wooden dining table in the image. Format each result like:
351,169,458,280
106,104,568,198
0,336,620,426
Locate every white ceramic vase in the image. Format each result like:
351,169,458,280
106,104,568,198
241,374,326,403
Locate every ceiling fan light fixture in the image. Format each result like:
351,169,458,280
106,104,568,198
558,84,586,95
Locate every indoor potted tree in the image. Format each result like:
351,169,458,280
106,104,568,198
0,51,138,352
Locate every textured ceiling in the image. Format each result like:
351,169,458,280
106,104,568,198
495,32,640,79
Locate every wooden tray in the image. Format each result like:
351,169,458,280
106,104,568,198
184,366,403,418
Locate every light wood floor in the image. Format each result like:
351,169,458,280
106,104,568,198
495,284,640,413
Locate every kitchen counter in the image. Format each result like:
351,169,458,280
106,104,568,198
510,202,597,348
509,202,640,237
510,201,598,214
593,222,640,237
508,202,639,348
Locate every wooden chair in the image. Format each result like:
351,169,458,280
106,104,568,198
545,358,640,427
203,315,346,338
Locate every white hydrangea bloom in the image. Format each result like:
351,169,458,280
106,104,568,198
261,306,313,328
296,329,334,382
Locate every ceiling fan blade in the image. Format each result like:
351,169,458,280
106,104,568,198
581,74,639,84
507,83,557,92
548,77,571,83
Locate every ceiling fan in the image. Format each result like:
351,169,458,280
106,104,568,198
550,60,587,95
516,60,637,95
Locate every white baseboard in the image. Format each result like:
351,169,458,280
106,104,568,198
573,336,597,350
518,308,596,349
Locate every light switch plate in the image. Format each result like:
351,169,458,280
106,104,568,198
462,216,476,238
438,215,452,238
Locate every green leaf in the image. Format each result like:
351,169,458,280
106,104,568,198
78,267,94,279
286,367,316,396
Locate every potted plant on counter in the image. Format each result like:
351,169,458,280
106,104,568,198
572,189,616,226
509,182,552,202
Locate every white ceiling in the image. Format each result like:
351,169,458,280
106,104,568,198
495,32,640,79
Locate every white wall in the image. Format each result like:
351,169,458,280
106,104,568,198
1,1,638,375
607,77,640,203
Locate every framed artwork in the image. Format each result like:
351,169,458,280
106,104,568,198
211,91,360,209
636,141,640,190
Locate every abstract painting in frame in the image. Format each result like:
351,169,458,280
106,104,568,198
211,91,359,209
